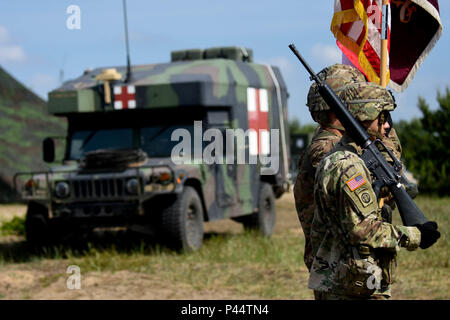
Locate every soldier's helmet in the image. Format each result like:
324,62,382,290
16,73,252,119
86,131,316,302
307,64,366,125
339,82,396,122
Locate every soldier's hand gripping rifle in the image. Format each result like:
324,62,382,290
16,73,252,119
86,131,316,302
288,43,440,248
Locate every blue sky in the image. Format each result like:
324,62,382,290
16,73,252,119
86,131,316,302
0,1,448,124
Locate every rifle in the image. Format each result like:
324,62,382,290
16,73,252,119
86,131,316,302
288,43,428,226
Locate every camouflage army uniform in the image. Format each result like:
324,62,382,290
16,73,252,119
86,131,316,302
294,127,341,270
293,64,404,271
295,126,403,270
294,64,366,271
308,82,421,299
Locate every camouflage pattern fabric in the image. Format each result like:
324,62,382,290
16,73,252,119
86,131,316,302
294,128,402,271
307,64,366,124
308,135,421,298
339,82,396,122
381,128,402,163
294,127,341,270
0,66,66,202
295,67,401,271
295,64,365,269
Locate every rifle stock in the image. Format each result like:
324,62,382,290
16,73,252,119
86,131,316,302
288,43,428,226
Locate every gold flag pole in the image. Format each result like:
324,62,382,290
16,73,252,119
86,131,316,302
380,0,389,87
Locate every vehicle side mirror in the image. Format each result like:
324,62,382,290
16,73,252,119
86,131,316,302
43,137,55,163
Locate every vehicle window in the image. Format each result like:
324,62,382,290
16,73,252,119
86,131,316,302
140,124,197,158
69,128,134,160
207,110,230,128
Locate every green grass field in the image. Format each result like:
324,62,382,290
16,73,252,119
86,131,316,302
0,193,448,299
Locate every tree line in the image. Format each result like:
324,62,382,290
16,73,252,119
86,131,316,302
395,88,449,196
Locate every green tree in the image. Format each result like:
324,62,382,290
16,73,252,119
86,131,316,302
395,88,450,195
289,118,302,135
288,117,317,136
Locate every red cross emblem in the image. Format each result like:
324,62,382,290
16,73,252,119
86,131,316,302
247,87,269,155
113,85,136,109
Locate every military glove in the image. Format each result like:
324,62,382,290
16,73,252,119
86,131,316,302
414,221,441,249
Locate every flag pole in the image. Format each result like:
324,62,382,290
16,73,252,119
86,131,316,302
380,0,389,87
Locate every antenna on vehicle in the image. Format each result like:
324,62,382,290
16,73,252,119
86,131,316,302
123,0,132,83
59,53,67,85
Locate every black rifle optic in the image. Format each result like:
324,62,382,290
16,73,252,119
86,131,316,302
288,43,428,226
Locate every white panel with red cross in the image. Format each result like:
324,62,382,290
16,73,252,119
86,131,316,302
113,85,136,110
247,87,270,156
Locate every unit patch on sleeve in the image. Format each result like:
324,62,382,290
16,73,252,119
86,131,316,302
346,173,367,191
358,191,373,207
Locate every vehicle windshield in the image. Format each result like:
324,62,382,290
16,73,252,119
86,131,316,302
69,128,134,160
68,124,196,160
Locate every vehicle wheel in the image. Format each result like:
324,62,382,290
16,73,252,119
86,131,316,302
25,202,53,246
160,186,204,252
242,182,276,237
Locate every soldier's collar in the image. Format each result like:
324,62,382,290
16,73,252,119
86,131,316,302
339,134,364,156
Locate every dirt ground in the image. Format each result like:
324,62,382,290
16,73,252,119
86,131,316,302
0,263,262,300
0,194,300,300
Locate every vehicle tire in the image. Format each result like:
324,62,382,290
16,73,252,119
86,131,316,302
242,182,276,237
25,202,53,246
160,186,204,252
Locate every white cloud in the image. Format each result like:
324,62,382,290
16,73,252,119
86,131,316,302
0,45,26,63
0,25,26,63
262,56,292,70
260,56,297,79
310,43,341,66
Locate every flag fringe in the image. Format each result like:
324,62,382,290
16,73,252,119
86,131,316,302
411,0,442,25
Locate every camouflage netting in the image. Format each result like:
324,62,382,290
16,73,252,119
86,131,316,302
0,66,66,202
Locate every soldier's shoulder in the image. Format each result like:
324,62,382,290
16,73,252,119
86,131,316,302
318,149,365,181
308,129,341,167
314,127,341,141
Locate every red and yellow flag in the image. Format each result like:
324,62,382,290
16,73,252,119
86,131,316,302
331,0,442,92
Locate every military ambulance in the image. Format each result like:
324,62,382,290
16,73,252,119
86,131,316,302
15,46,290,251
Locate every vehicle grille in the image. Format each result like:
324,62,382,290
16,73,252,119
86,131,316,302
71,178,125,199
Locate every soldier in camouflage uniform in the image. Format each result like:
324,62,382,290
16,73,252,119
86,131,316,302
294,64,367,273
309,82,440,300
294,64,406,275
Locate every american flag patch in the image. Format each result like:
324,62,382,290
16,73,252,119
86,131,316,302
346,173,366,191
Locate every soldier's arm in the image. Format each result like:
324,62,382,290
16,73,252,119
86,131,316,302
336,155,421,251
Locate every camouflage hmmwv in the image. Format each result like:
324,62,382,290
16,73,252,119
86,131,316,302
289,43,430,227
15,46,291,251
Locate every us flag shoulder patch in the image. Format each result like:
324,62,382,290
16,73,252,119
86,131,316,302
346,173,366,191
